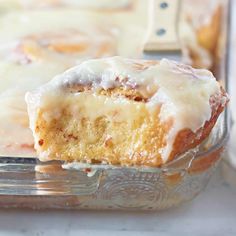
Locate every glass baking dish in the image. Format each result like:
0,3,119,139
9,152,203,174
0,0,230,210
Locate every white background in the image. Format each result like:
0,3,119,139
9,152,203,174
0,1,236,235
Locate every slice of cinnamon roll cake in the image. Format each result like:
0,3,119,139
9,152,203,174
25,56,228,167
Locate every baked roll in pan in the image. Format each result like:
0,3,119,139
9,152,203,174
26,56,228,167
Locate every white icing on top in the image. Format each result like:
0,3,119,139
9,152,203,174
19,0,133,9
48,56,220,128
0,0,223,157
26,56,224,163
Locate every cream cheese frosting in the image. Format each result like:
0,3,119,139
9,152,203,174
26,56,225,162
0,0,224,157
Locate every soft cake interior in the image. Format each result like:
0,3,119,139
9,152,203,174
35,88,173,166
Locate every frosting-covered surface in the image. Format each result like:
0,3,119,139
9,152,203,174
0,3,146,156
0,0,225,156
26,56,225,163
0,0,134,10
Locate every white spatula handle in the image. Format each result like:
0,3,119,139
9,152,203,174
144,0,182,52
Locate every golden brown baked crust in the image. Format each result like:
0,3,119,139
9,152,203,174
169,88,227,162
197,5,222,54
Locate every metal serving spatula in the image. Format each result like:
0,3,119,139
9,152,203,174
143,0,182,61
